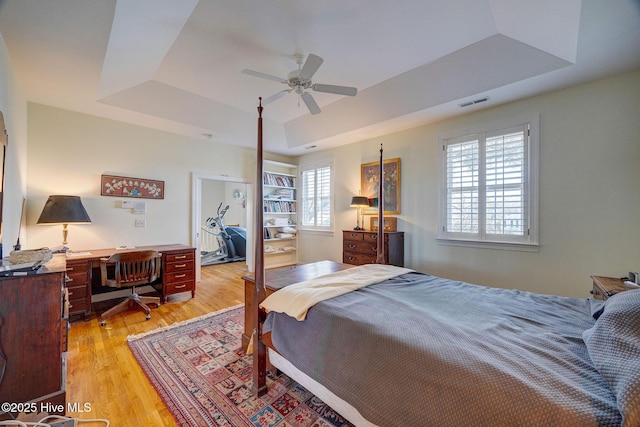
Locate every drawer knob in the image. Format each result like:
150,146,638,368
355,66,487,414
175,284,186,289
175,264,187,268
348,257,356,262
175,274,186,279
174,255,187,259
348,244,356,249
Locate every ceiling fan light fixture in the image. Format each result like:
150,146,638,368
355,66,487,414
242,52,358,115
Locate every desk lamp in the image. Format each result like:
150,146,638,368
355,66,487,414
37,195,91,252
350,196,369,230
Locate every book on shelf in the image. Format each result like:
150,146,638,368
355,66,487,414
263,173,295,188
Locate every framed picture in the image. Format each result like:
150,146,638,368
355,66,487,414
361,157,400,215
370,216,397,232
101,174,164,199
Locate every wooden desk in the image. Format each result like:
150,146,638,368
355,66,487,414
0,255,67,419
242,260,353,351
65,244,196,321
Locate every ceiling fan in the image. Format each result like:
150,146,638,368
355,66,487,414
242,53,357,115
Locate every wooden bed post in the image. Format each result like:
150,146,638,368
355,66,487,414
252,98,267,396
376,144,385,264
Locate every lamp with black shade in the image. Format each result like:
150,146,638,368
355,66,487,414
37,195,91,252
350,196,369,230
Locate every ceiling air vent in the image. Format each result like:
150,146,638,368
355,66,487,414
459,97,489,108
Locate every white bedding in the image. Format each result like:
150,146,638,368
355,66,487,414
259,264,413,320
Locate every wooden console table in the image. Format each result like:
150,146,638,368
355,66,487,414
0,255,68,419
242,261,353,351
64,244,196,322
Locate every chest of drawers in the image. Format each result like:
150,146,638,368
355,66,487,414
65,258,92,321
342,230,404,267
162,247,196,300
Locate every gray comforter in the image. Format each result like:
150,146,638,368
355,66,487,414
264,272,622,426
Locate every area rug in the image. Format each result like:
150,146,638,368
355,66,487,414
127,305,354,427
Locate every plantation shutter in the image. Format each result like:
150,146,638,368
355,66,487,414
300,163,333,229
485,126,527,237
441,122,532,246
445,136,479,234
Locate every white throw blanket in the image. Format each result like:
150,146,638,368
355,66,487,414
260,264,414,320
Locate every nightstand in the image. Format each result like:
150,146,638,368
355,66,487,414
590,276,634,300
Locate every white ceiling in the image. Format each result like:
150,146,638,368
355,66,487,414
0,0,639,155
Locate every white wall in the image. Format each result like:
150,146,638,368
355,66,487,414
298,70,640,298
0,33,28,257
25,103,258,251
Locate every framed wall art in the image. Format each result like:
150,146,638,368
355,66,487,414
101,174,164,199
361,157,400,215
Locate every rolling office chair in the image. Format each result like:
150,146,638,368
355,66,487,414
99,250,162,326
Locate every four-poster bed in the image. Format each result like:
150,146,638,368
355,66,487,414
250,99,638,426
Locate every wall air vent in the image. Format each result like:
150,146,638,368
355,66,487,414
459,97,489,108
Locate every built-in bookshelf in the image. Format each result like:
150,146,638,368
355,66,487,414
263,160,298,268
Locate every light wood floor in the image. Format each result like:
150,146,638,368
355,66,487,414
65,261,248,426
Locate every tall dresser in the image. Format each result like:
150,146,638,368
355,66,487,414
0,255,68,419
342,230,404,267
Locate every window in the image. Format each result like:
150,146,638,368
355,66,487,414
299,160,334,231
438,116,539,250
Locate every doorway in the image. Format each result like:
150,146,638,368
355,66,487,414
191,173,254,282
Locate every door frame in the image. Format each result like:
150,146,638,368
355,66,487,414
191,172,254,281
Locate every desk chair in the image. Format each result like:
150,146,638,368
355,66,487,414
99,250,161,326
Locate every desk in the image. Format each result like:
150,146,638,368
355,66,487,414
65,244,196,322
241,261,353,351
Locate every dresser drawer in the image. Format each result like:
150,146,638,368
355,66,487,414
343,231,365,242
165,281,195,294
343,240,387,256
166,270,195,283
65,260,89,272
165,259,194,273
67,297,89,314
165,251,194,263
363,233,386,244
343,252,378,265
65,261,89,284
66,284,88,300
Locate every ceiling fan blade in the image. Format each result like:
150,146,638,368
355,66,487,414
301,92,321,115
241,69,288,84
312,83,357,96
263,89,291,105
298,54,324,80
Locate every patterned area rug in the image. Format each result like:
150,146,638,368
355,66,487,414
127,305,354,427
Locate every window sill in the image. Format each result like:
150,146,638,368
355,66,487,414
298,228,335,236
437,238,539,252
